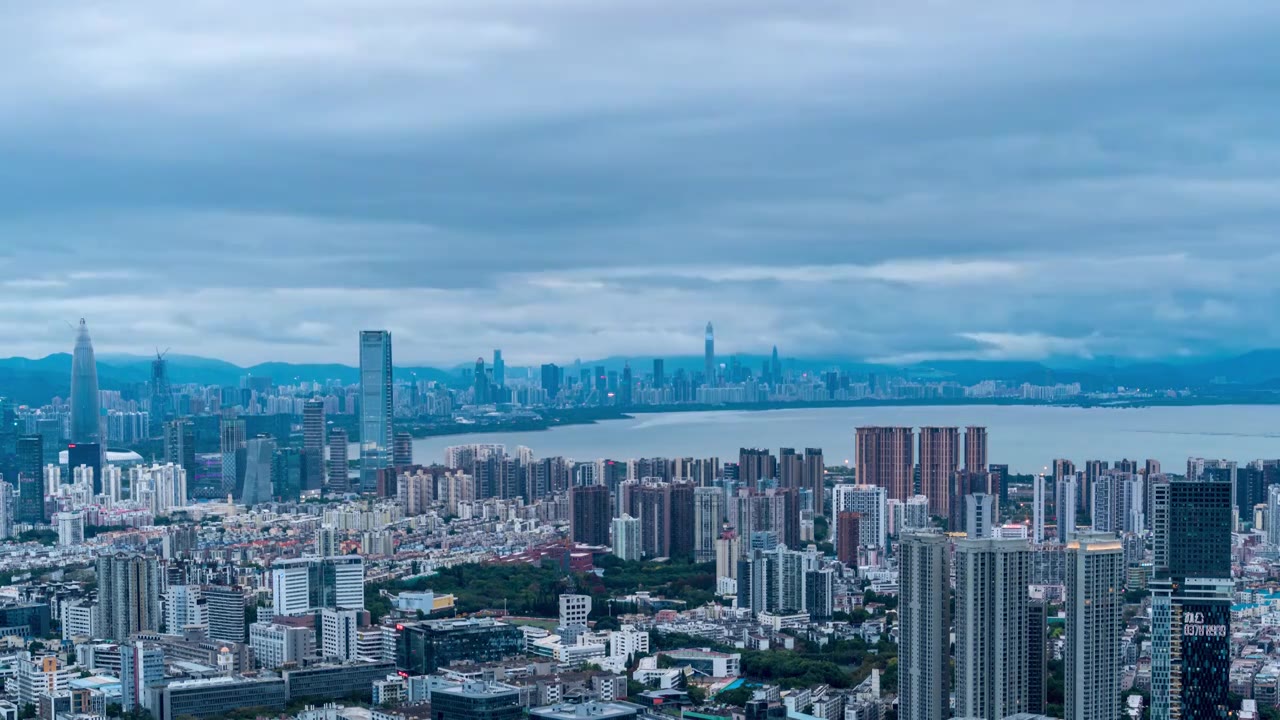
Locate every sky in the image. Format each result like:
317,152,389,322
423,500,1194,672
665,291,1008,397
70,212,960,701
2,1,1280,367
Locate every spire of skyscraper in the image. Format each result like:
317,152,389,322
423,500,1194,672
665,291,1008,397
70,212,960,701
704,321,715,385
69,318,101,445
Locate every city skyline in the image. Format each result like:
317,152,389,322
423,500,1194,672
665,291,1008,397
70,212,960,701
3,4,1280,365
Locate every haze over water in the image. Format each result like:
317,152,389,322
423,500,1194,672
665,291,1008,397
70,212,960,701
408,405,1280,475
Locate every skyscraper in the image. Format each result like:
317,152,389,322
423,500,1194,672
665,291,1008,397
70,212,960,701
855,427,915,501
704,322,715,385
359,330,393,492
652,359,665,390
150,351,171,438
899,531,950,720
694,487,725,562
570,485,611,546
97,552,163,642
918,427,959,521
954,537,1030,720
831,483,887,550
1033,474,1046,544
220,415,246,497
16,434,44,523
327,428,348,492
164,419,196,499
393,431,413,467
1028,598,1049,714
1065,532,1124,720
540,363,561,403
493,349,505,388
303,398,326,491
1151,475,1234,720
69,319,101,446
803,448,825,517
836,511,860,565
1056,475,1078,543
963,426,988,474
239,436,276,506
770,345,781,384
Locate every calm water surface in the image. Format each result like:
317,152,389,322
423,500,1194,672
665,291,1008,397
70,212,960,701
406,405,1280,474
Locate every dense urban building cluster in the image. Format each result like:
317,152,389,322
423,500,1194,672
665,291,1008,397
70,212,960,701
0,321,1270,720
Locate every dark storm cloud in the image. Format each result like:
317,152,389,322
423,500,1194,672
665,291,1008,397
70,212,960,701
1,1,1279,364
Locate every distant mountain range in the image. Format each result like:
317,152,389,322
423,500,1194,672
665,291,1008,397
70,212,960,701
1,349,1278,407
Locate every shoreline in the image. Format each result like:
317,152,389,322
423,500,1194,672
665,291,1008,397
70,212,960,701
402,395,1280,440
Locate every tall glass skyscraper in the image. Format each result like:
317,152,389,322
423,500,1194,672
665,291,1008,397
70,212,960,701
359,330,393,492
704,322,715,385
69,318,101,445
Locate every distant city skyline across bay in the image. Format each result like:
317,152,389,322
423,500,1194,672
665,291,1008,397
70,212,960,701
403,404,1280,476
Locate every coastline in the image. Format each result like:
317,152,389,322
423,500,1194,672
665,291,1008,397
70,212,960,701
401,394,1280,440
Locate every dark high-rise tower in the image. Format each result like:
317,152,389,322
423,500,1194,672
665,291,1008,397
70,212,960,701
393,431,413,467
17,434,44,523
327,427,349,492
652,358,665,389
704,322,715,385
150,350,171,438
540,363,561,403
570,485,611,546
473,357,487,404
69,319,101,445
303,398,326,490
164,419,196,495
770,345,781,383
493,349,505,388
359,330,393,491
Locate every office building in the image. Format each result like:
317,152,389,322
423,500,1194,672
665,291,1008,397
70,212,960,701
0,603,51,638
855,427,915,501
320,608,361,661
432,681,523,720
67,440,102,495
1065,532,1124,720
393,431,413,467
571,485,612,546
249,621,312,669
559,594,591,628
205,585,247,644
119,641,164,712
918,427,959,521
97,552,163,642
282,661,396,704
394,618,524,674
612,515,642,561
359,330,393,491
1268,485,1280,546
150,676,287,720
164,585,206,633
163,419,196,495
1151,475,1234,720
704,322,716,385
899,531,950,720
271,556,364,616
302,398,326,488
694,486,726,562
239,436,275,506
219,415,246,496
69,319,101,446
990,463,1010,506
954,537,1031,720
327,427,348,492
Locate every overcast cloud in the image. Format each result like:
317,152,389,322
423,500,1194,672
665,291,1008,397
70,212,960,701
2,1,1279,366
